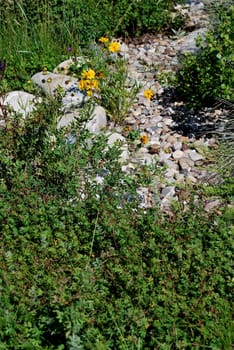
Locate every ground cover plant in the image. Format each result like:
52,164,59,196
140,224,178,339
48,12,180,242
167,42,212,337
0,100,233,349
0,0,234,349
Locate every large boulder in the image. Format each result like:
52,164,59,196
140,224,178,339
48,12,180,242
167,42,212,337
31,71,79,97
57,105,107,134
0,91,40,126
53,57,87,75
178,28,207,56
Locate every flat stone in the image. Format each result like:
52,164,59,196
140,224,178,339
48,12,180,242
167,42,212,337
164,159,179,170
204,199,221,212
148,144,161,154
179,157,194,171
124,116,136,125
173,141,182,151
165,168,179,179
172,150,184,159
159,151,171,163
189,150,203,162
161,186,176,199
186,174,197,184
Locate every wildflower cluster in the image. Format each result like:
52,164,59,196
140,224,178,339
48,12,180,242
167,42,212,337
98,37,121,53
78,69,99,96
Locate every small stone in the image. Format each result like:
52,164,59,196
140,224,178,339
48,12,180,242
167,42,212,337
204,199,221,212
163,159,179,170
189,150,203,162
165,168,179,179
161,186,175,199
124,116,136,125
186,175,197,184
167,135,177,144
159,151,171,163
173,141,182,151
148,144,161,154
179,157,194,171
172,150,184,160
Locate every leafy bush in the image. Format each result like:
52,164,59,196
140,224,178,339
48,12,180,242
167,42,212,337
175,3,234,109
0,95,233,349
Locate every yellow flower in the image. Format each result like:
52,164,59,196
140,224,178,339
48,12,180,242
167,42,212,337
78,79,86,91
99,37,109,43
144,89,154,100
81,69,96,80
140,135,149,145
78,78,99,92
123,125,132,132
90,79,99,90
108,41,121,53
86,90,93,96
46,77,52,83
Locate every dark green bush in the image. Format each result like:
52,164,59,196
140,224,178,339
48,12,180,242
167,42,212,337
175,3,234,109
0,98,233,349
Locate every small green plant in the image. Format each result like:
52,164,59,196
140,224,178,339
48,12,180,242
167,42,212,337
175,3,234,110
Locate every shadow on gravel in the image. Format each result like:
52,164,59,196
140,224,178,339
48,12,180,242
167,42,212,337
157,87,234,140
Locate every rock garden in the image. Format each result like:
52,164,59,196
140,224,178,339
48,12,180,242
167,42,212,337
0,0,233,349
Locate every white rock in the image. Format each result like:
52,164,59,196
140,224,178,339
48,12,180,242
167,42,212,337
0,91,41,119
62,89,86,112
53,57,86,75
179,28,207,55
161,186,176,199
172,150,184,159
85,106,107,134
31,71,78,96
173,141,182,151
164,159,179,170
57,105,107,133
165,168,179,179
159,151,171,163
107,132,125,146
57,112,78,128
106,132,129,163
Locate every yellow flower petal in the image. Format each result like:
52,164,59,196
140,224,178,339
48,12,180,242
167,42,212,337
108,41,121,53
144,89,154,100
81,69,96,80
140,135,149,144
99,37,109,43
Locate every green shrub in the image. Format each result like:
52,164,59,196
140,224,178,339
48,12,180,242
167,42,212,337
175,3,234,109
0,96,233,349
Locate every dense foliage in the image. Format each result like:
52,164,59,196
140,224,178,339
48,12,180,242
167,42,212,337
175,3,234,109
0,93,233,349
